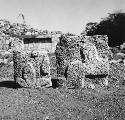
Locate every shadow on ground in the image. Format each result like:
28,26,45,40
0,81,22,89
0,79,62,89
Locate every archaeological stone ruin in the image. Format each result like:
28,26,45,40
1,19,123,89
56,34,110,89
13,35,59,88
66,41,109,89
12,31,113,89
55,34,82,78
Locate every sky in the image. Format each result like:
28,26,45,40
0,0,125,35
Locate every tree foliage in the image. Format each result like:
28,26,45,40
85,11,125,47
85,22,98,36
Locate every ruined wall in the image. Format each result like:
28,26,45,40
23,36,59,53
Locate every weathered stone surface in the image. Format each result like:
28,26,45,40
66,60,85,88
55,34,81,78
66,39,109,89
13,49,52,88
83,35,109,59
80,42,109,75
109,62,125,86
11,38,24,51
0,35,13,51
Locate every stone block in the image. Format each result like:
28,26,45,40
55,34,81,78
13,50,52,88
83,35,109,58
66,40,109,89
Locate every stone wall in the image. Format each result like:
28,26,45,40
23,36,59,53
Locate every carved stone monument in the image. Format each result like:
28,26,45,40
13,36,52,88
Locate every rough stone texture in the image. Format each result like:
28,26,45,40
56,34,110,89
56,35,110,78
83,35,110,59
13,49,51,88
55,34,81,78
11,38,24,51
66,42,109,88
0,35,13,51
49,53,57,79
80,42,109,75
109,62,125,86
108,48,114,60
65,60,85,88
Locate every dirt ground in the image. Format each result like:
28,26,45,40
0,62,125,120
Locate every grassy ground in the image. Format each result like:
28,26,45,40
0,81,125,120
0,57,125,119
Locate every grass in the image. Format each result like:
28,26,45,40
0,84,125,120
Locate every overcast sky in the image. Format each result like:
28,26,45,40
0,0,125,35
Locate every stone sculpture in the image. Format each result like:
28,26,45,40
83,35,110,59
66,41,109,89
13,40,52,88
55,34,81,79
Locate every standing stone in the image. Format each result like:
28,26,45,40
66,60,85,88
66,37,109,89
55,34,81,78
13,49,52,88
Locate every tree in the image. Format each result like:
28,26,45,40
84,11,125,47
85,22,98,36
